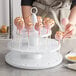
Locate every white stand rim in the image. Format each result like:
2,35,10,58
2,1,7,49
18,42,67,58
8,39,61,53
5,51,62,69
6,38,62,69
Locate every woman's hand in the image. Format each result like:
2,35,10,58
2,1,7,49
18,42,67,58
24,16,33,31
22,6,33,31
63,23,75,38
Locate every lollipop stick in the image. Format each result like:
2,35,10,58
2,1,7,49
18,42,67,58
19,35,21,49
19,29,21,49
47,28,48,33
46,26,48,34
36,37,39,51
58,39,60,45
16,28,18,34
38,30,40,36
27,30,30,48
19,30,21,34
28,30,29,38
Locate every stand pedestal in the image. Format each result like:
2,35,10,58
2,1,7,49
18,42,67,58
5,39,63,69
5,51,62,69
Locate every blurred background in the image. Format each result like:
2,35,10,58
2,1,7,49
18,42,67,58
0,0,22,39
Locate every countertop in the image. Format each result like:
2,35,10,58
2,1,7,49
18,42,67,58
0,39,76,76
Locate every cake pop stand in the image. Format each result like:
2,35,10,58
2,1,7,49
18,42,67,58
5,7,62,69
5,31,62,69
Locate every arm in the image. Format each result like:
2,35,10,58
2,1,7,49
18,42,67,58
69,6,76,25
68,0,76,25
62,1,76,38
21,6,32,23
21,0,35,29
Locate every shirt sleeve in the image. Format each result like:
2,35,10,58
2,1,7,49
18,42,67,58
21,0,35,6
71,0,76,9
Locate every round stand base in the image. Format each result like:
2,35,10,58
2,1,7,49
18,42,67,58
5,51,62,69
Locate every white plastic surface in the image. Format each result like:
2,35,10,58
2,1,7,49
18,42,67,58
8,38,61,53
15,27,52,38
64,63,76,70
5,51,62,69
7,7,62,69
6,35,62,69
65,52,76,62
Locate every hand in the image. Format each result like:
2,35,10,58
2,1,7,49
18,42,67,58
25,22,33,31
43,18,55,29
55,31,64,41
63,23,75,38
35,22,43,31
24,16,33,31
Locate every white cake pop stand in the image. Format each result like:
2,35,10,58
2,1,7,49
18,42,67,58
5,37,62,69
5,7,62,69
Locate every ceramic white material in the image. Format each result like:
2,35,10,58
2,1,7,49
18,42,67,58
8,38,61,53
5,38,63,69
65,52,76,62
64,63,76,70
5,51,62,69
5,7,62,69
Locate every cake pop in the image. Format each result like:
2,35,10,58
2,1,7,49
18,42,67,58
37,16,43,23
35,22,43,35
14,17,20,27
14,17,24,33
43,18,55,33
55,31,64,40
55,31,64,44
